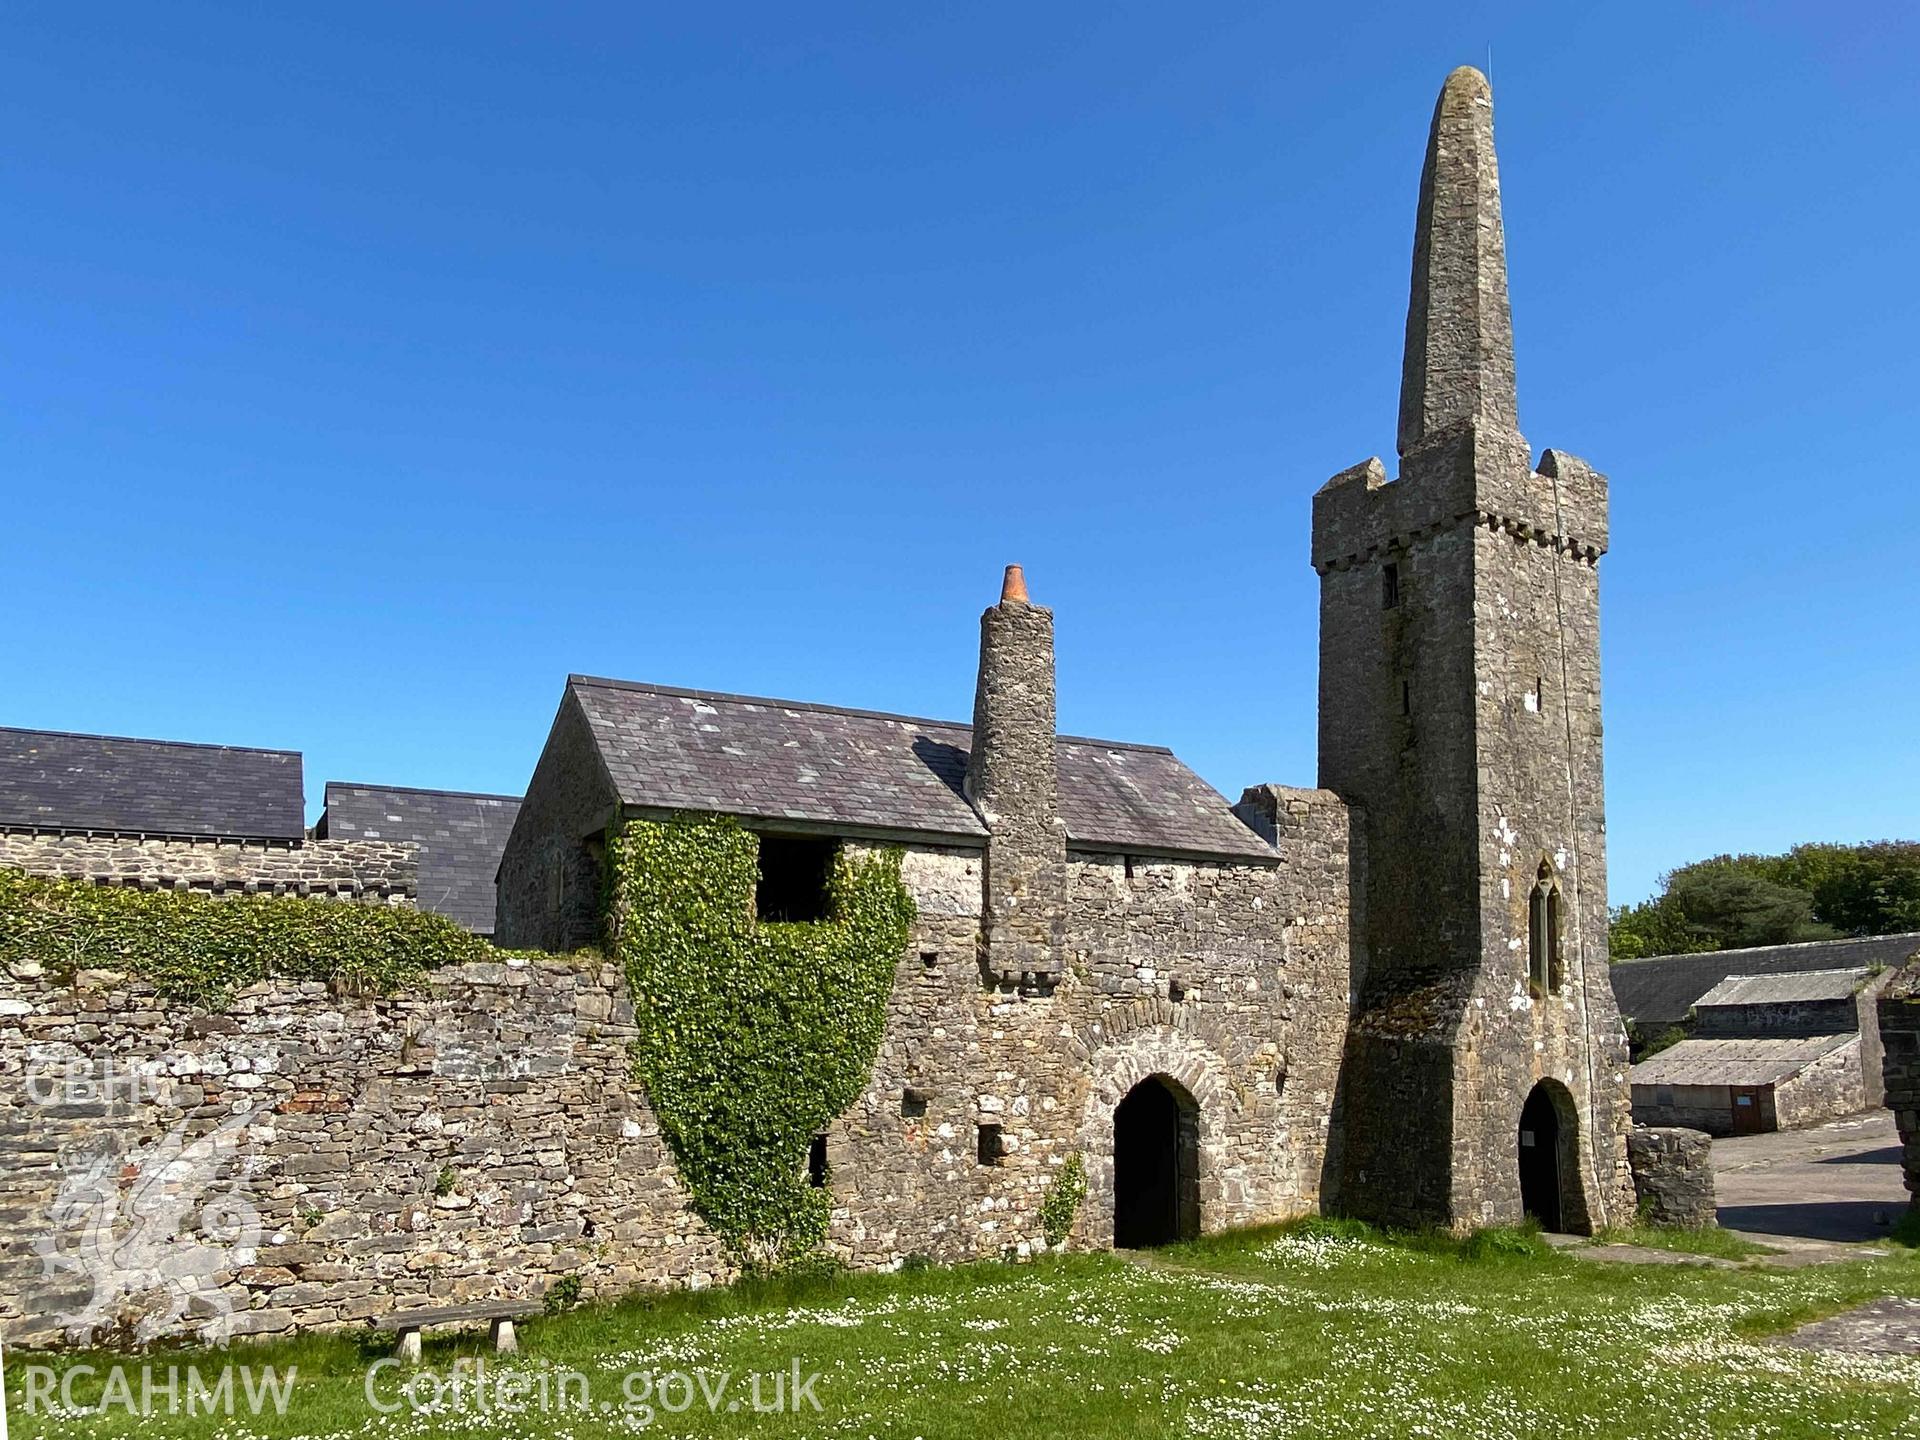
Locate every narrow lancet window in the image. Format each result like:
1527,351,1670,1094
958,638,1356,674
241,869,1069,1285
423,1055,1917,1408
1528,861,1562,993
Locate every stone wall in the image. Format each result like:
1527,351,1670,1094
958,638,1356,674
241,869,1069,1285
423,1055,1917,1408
495,694,621,952
0,833,418,903
1875,965,1920,1201
1626,1126,1716,1228
1773,1037,1868,1131
2,792,1355,1345
0,956,721,1347
1629,1081,1756,1136
828,784,1355,1264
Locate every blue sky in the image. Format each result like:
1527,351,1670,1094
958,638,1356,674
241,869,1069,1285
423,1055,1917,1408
4,4,1916,907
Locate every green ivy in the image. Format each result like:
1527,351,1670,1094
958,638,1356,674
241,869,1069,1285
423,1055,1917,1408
606,814,914,1268
0,868,524,1006
1041,1151,1087,1248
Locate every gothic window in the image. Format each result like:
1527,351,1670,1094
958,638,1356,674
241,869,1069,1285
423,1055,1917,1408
1528,860,1562,993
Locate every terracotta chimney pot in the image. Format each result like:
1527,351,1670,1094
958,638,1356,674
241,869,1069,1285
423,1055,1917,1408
999,564,1029,605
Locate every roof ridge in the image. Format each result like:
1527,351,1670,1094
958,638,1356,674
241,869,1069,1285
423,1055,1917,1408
565,675,1175,755
1615,931,1920,965
324,780,522,804
0,723,301,761
1714,965,1870,980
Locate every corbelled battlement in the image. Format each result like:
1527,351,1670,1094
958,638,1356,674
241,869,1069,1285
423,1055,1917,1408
0,833,419,902
1311,438,1608,575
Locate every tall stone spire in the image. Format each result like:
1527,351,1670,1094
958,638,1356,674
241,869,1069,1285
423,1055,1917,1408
1397,66,1518,457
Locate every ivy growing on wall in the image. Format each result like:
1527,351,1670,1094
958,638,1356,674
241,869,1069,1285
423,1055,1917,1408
0,869,513,1006
1040,1152,1087,1248
606,814,914,1268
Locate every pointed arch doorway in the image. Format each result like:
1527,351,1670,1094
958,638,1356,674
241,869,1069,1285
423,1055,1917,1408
1113,1075,1199,1248
1518,1081,1569,1231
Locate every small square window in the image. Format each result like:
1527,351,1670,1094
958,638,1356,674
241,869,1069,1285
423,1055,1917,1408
920,951,939,970
756,834,837,923
976,1123,1005,1166
1383,562,1401,610
902,1088,929,1119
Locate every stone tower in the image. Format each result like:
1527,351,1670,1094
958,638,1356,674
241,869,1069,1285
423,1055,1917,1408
966,564,1068,990
1313,68,1635,1231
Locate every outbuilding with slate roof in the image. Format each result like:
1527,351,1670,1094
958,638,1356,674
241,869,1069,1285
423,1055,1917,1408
1628,960,1899,1134
0,725,304,843
497,566,1364,1253
316,783,521,936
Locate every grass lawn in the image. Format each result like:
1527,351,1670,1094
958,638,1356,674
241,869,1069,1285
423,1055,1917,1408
8,1221,1919,1439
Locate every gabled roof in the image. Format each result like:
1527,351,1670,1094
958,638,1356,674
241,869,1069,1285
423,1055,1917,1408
0,725,304,843
1609,932,1920,1029
1629,1034,1856,1088
319,783,520,934
1696,968,1871,1008
567,677,1276,864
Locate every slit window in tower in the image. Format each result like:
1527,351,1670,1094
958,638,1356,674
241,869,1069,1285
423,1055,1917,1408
807,1134,829,1188
1529,861,1562,993
1401,680,1412,716
1383,562,1401,610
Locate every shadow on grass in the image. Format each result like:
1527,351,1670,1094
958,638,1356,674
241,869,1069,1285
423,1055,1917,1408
1153,1213,1553,1268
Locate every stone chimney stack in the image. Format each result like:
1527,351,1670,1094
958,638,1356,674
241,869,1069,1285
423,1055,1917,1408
966,565,1066,989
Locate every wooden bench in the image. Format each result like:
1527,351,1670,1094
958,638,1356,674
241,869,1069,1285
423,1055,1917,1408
375,1298,544,1362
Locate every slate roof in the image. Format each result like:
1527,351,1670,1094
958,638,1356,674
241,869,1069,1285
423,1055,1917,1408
1695,968,1872,1008
1629,1034,1856,1088
568,677,1276,864
319,783,521,934
1609,933,1920,1029
0,725,305,843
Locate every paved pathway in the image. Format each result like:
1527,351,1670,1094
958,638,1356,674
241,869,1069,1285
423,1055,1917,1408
1711,1108,1907,1255
1776,1296,1920,1357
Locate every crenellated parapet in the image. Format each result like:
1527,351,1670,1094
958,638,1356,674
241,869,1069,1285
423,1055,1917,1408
1311,437,1607,576
0,832,419,903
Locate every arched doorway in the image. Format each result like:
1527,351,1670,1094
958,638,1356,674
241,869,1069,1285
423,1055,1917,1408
1518,1081,1567,1231
1113,1075,1199,1248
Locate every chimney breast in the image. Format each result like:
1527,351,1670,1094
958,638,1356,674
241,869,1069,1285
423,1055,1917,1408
964,566,1065,988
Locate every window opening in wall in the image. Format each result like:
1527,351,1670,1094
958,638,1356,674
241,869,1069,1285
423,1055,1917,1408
976,1123,1005,1166
920,950,939,970
1123,855,1136,880
901,1088,929,1119
1401,680,1412,716
755,834,837,922
1528,860,1563,993
807,1134,829,1187
1383,562,1401,610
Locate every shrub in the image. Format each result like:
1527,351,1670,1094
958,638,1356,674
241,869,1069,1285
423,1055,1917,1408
0,868,519,1006
1041,1152,1087,1248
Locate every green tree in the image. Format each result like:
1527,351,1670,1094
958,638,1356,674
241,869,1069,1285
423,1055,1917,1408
1609,838,1920,960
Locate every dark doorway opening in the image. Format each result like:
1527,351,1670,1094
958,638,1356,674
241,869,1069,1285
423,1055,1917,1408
755,834,837,922
1518,1082,1564,1231
1113,1076,1199,1249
